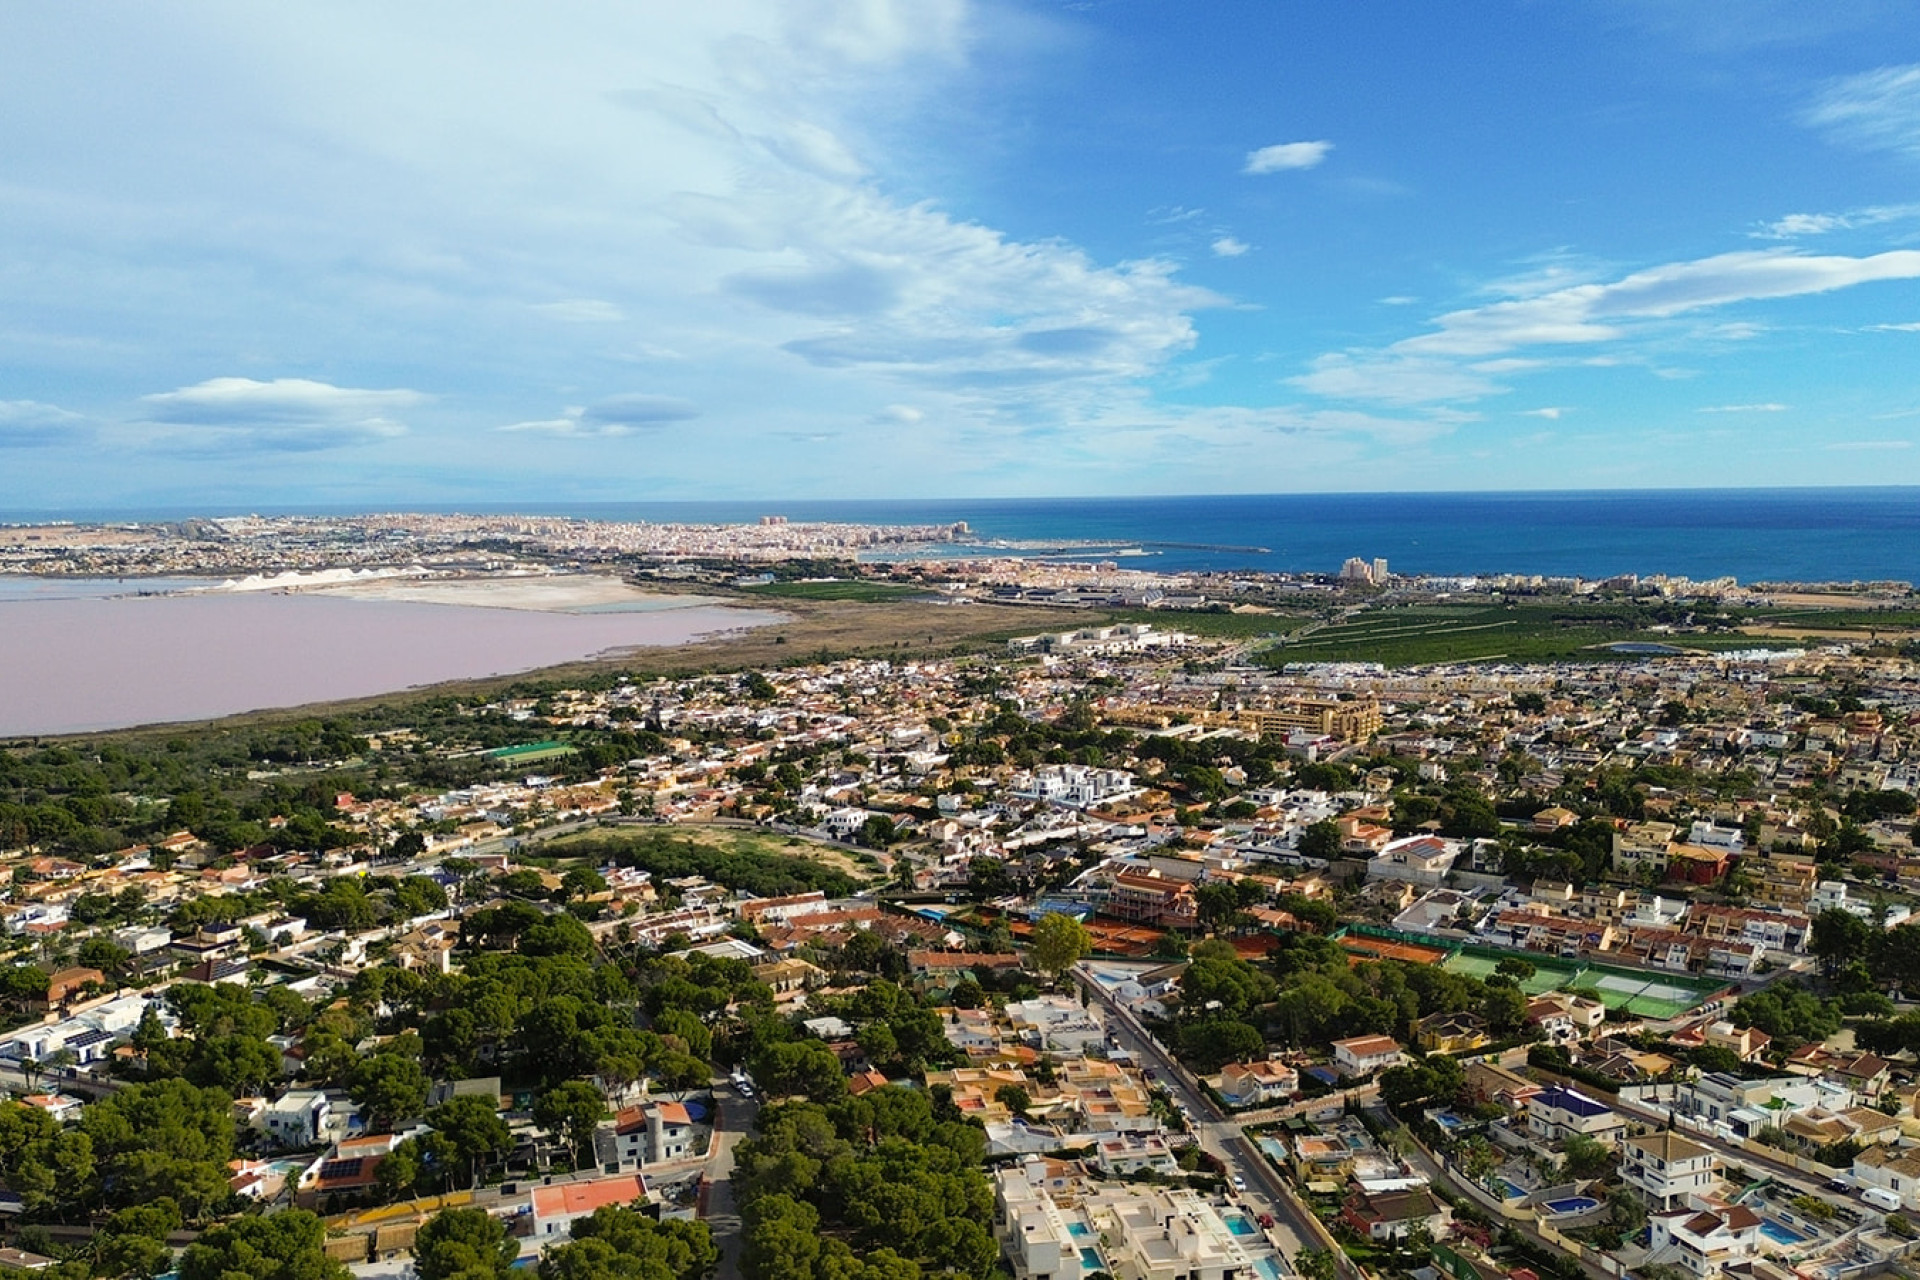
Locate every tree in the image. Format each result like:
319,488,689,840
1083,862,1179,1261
350,1053,429,1132
1297,820,1342,861
415,1206,519,1280
535,1081,607,1168
83,1077,234,1217
1562,1133,1613,1179
1296,1248,1338,1280
994,1084,1031,1118
743,1194,822,1280
1480,984,1529,1037
1180,1019,1266,1073
179,1210,346,1280
1028,913,1091,986
1811,908,1873,978
428,1095,513,1188
542,1207,717,1280
1494,956,1535,982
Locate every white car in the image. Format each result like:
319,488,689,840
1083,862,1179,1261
1232,1174,1247,1191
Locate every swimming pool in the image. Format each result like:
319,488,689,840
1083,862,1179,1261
1431,1112,1466,1131
1500,1180,1528,1200
1222,1212,1258,1237
1080,1247,1103,1272
1761,1220,1808,1246
1068,1222,1092,1239
1255,1257,1286,1280
1541,1197,1600,1215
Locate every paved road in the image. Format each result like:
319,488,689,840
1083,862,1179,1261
704,1083,760,1280
1077,966,1339,1278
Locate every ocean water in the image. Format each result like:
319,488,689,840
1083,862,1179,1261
5,488,1920,581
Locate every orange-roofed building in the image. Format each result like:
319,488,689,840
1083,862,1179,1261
532,1173,649,1238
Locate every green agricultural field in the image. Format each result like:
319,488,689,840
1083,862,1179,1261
1259,602,1800,667
742,579,929,602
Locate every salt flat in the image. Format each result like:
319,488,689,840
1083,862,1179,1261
303,573,722,614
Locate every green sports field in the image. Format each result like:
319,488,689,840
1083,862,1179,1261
1337,926,1724,1020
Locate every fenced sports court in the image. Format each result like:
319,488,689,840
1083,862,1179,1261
1335,926,1726,1019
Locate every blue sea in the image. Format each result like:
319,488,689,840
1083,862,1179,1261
7,488,1920,583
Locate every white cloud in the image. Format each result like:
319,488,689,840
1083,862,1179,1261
1243,140,1332,174
500,393,699,438
1826,439,1912,450
1752,203,1920,238
1297,248,1920,405
138,377,419,450
1520,407,1566,419
1806,63,1920,158
872,404,924,424
532,299,626,323
1379,295,1417,306
1210,236,1251,258
1867,321,1920,331
1698,402,1789,413
1290,353,1504,406
0,400,88,448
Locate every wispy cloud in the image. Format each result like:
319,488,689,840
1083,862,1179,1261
1243,140,1332,174
138,378,420,451
1699,402,1789,413
500,393,699,438
1807,64,1920,159
532,299,626,323
1751,203,1920,239
0,400,89,448
1825,439,1912,450
1210,236,1251,258
1520,407,1567,419
1866,321,1920,331
1295,248,1920,405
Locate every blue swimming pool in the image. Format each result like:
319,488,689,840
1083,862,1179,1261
1223,1212,1258,1237
1500,1180,1528,1200
1255,1258,1286,1280
1080,1248,1102,1272
1068,1222,1092,1239
1761,1220,1808,1246
1542,1197,1600,1215
1432,1112,1466,1131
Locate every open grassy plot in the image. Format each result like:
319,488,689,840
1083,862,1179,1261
543,822,882,893
545,825,879,886
742,579,928,602
1261,602,1801,667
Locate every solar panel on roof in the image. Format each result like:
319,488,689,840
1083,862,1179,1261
318,1158,365,1181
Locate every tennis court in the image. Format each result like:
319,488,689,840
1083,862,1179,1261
1336,926,1723,1019
1441,949,1719,1018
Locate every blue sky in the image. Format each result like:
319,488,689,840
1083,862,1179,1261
5,1,1920,506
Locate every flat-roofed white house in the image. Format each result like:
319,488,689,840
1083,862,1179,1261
1525,1086,1625,1146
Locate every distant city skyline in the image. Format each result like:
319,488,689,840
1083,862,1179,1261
5,2,1920,505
